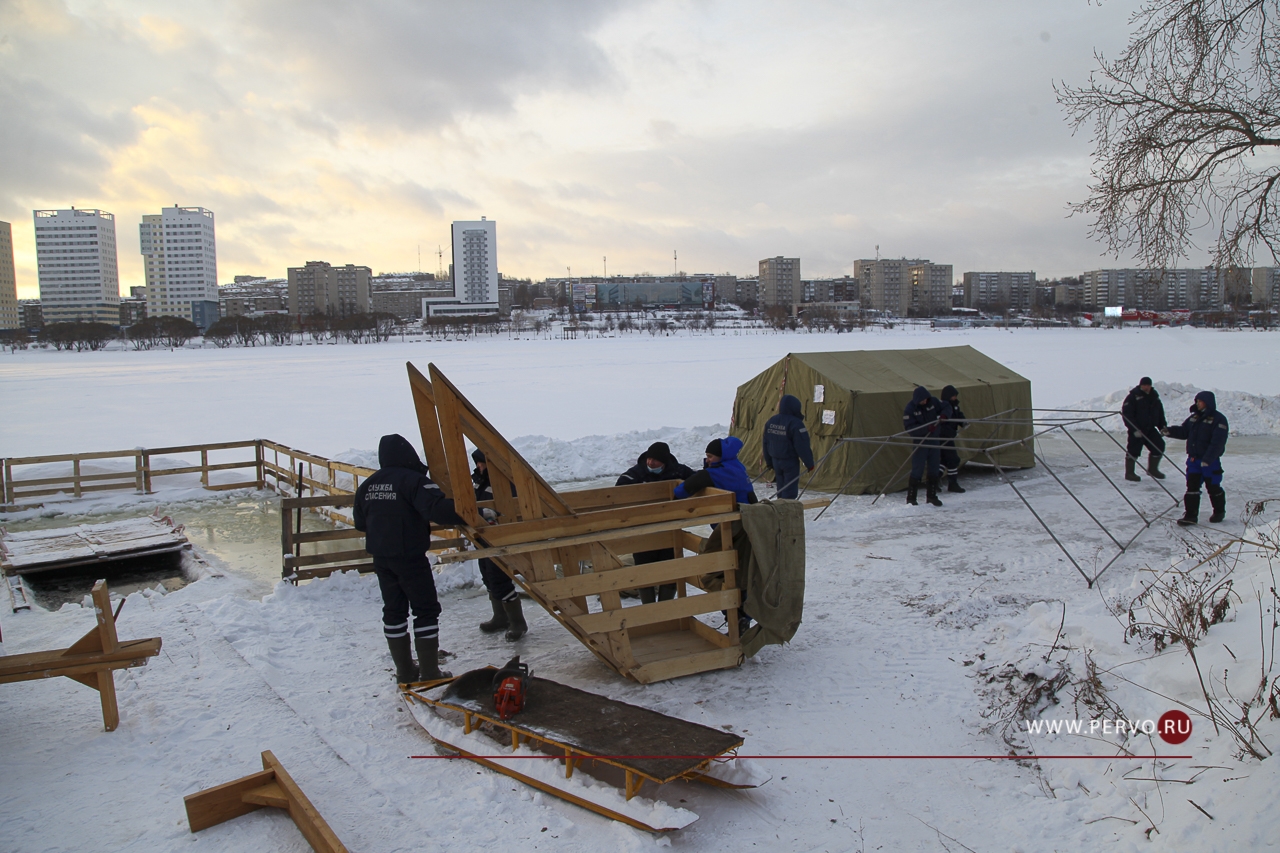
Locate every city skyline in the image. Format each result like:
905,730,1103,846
3,1,1224,300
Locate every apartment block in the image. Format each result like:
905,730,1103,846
33,208,120,324
1081,269,1224,311
759,257,801,310
0,221,17,329
961,271,1037,311
1252,267,1280,308
452,219,499,304
139,205,218,323
287,262,372,316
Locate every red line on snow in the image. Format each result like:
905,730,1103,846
409,754,1192,760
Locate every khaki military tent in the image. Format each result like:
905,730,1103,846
731,346,1034,494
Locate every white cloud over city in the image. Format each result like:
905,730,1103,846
0,0,1152,296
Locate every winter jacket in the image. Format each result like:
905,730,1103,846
615,441,694,487
354,434,465,560
763,395,815,470
472,466,493,502
936,385,965,441
902,386,947,442
674,436,758,504
1164,391,1229,465
1121,385,1167,433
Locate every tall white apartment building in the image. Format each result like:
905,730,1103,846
139,206,218,323
33,208,120,324
0,221,18,330
451,218,499,304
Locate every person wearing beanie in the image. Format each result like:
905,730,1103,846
1121,377,1168,482
470,447,528,641
1162,391,1229,525
614,442,695,602
761,394,816,500
902,386,947,507
354,434,466,684
936,385,968,493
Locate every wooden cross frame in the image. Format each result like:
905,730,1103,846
408,362,745,684
183,750,348,853
0,579,161,731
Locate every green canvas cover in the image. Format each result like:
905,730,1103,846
730,346,1034,494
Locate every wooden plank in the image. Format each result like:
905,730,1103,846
290,563,376,582
575,589,739,635
282,494,356,509
184,768,276,832
145,460,259,477
480,492,735,547
292,528,364,545
422,367,480,526
241,780,290,809
284,548,369,569
261,750,350,853
533,551,735,600
631,645,744,684
97,668,119,731
406,363,454,498
205,481,264,492
0,639,163,680
560,480,675,511
11,482,163,499
9,470,146,488
687,615,734,649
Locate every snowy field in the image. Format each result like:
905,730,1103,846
4,328,1280,852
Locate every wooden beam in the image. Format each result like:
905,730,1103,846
406,362,454,498
532,551,735,600
479,492,735,547
631,645,744,684
183,768,277,832
574,589,739,635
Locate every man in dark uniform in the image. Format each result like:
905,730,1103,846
937,384,967,493
1163,391,1229,525
616,442,694,603
762,394,815,499
1122,377,1168,481
470,449,527,641
902,386,947,507
354,434,465,683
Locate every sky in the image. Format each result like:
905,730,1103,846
0,0,1159,298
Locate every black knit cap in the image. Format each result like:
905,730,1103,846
471,448,486,464
1140,376,1153,386
643,442,672,464
706,438,723,457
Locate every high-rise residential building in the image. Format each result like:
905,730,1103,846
139,205,218,323
287,261,372,316
33,208,120,324
759,257,801,310
0,221,18,329
907,263,953,316
855,258,952,316
1081,268,1224,311
1252,267,1280,308
451,218,499,304
962,271,1037,311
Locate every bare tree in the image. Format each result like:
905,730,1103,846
1058,0,1280,269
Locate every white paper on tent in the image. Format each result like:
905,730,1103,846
821,409,836,425
813,384,824,403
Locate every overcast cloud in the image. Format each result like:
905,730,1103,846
0,0,1156,296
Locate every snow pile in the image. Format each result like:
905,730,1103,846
1064,381,1280,435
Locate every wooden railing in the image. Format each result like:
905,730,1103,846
259,440,375,525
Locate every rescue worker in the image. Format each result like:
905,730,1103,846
1162,391,1229,526
471,449,527,641
674,437,758,505
1121,377,1168,481
902,385,947,507
762,394,816,499
354,434,465,684
937,385,967,493
616,442,693,603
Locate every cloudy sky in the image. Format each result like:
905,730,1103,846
1,0,1155,297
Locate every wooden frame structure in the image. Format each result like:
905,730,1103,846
0,580,161,731
408,362,747,684
183,750,348,853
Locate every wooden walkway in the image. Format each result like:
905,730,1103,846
1,516,190,576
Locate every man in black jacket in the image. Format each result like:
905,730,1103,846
616,442,694,603
354,434,465,683
1121,377,1168,482
902,386,947,506
762,395,815,499
470,449,527,641
937,385,967,493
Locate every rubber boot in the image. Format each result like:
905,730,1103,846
1208,486,1226,523
478,595,509,633
926,477,943,507
1147,455,1166,480
657,583,677,601
503,597,528,641
639,587,657,604
906,477,920,506
387,635,417,684
947,474,965,493
1125,457,1141,482
1177,492,1201,527
415,635,451,681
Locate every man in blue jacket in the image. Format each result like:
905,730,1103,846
674,437,758,505
1163,391,1229,525
902,385,947,507
762,395,815,499
354,434,466,683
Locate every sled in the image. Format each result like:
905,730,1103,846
408,362,796,684
402,668,770,833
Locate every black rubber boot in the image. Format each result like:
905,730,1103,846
479,595,509,633
1125,457,1141,482
639,587,657,604
415,636,452,681
656,583,677,601
1178,492,1201,527
1208,486,1226,523
947,474,965,493
1147,456,1166,480
503,597,528,641
926,477,943,507
906,478,920,506
387,635,417,684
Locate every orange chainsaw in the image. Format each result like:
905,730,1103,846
492,656,530,721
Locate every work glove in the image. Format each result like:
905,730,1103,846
806,466,815,473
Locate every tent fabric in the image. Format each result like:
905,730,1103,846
730,346,1034,494
737,499,807,658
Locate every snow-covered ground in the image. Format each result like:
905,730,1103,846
4,329,1280,852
